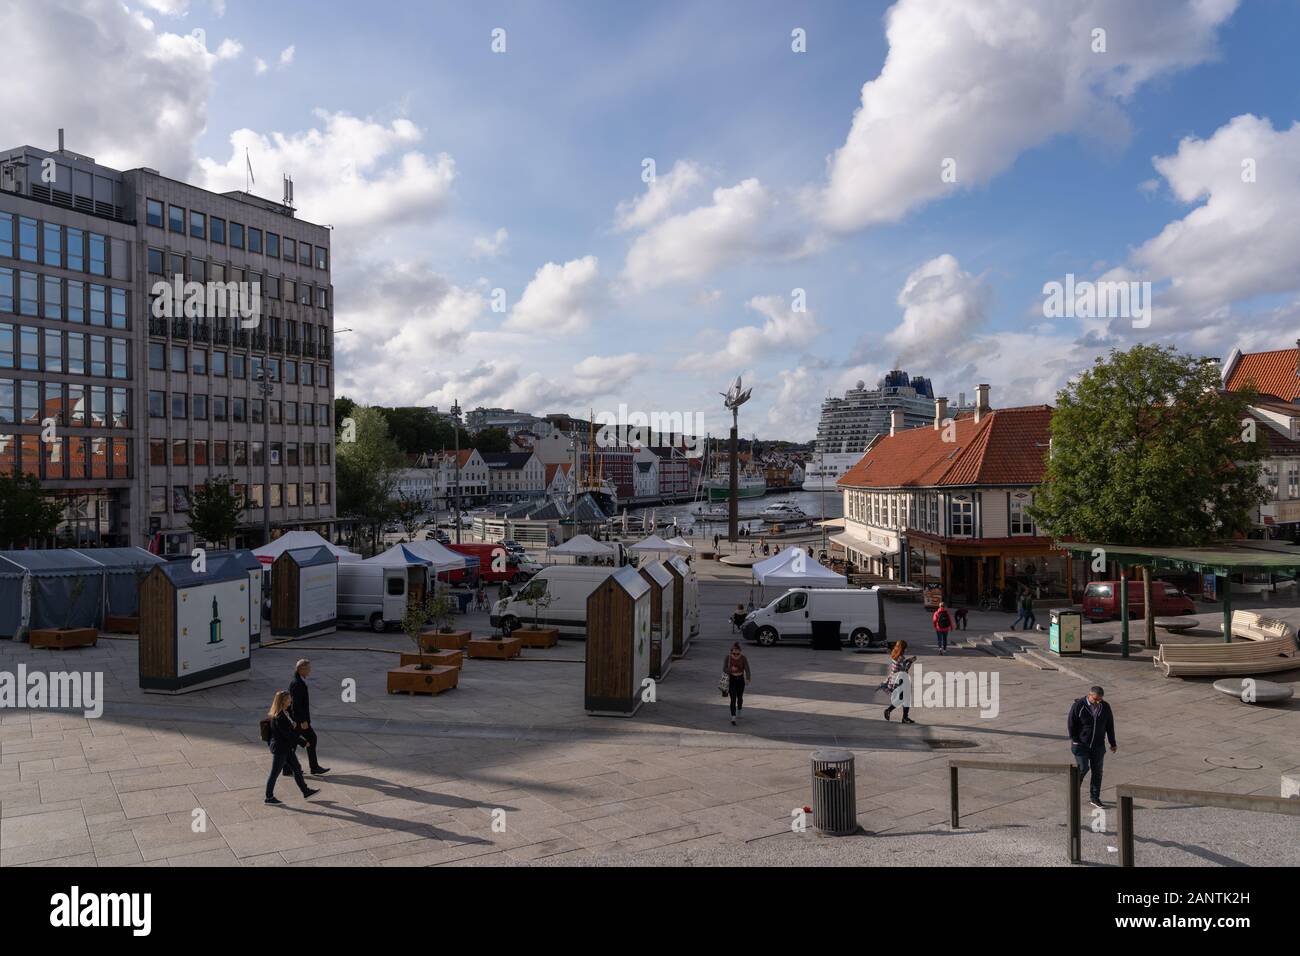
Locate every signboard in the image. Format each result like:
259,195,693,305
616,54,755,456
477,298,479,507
298,563,338,629
1202,572,1217,601
176,579,251,678
923,583,944,609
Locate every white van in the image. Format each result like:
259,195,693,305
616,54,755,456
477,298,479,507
337,563,409,632
490,565,617,636
741,587,886,648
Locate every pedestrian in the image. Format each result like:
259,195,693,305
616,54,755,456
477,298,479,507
288,659,329,776
263,691,319,805
475,584,487,611
713,533,720,551
953,606,968,630
1067,686,1118,809
881,640,917,724
723,642,751,725
932,600,954,655
731,603,747,633
749,543,756,558
1022,589,1037,630
498,580,512,602
1010,588,1036,630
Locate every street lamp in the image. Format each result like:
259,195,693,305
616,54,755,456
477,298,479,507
720,376,752,544
254,366,274,546
452,398,462,544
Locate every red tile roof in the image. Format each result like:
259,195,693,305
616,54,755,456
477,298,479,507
837,406,1053,489
1224,348,1300,401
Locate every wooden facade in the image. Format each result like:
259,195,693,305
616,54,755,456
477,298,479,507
270,546,338,639
638,560,675,680
662,558,690,657
584,566,651,716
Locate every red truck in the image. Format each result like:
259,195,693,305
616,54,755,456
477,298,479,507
1081,580,1196,622
440,543,535,586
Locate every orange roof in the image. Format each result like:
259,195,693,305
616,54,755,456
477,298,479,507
544,462,570,485
837,406,1053,489
1224,348,1300,401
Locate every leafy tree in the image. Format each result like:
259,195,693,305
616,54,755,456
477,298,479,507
472,427,511,453
336,404,404,553
393,488,431,539
0,472,63,548
1030,344,1267,645
401,594,436,668
188,475,246,548
335,395,357,427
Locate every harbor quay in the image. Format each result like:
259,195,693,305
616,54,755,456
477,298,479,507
1,567,1295,868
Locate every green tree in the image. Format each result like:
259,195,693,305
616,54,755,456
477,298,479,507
188,475,246,548
337,404,404,552
472,427,511,453
1030,345,1267,644
392,488,431,539
0,472,63,548
335,395,357,427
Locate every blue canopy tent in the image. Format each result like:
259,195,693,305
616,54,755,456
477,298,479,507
0,549,105,640
73,547,164,619
0,556,25,639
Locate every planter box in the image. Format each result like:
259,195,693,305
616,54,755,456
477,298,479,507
400,650,463,669
466,637,523,660
104,615,140,634
514,627,559,648
420,629,471,651
387,664,459,695
29,628,99,650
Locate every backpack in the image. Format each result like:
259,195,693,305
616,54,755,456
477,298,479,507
936,610,951,630
259,718,273,743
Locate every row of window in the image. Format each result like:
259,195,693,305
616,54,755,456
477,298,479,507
1260,463,1300,500
150,438,331,468
146,390,332,427
846,489,1036,537
147,255,330,311
0,269,129,327
0,433,130,480
0,380,129,429
147,344,329,387
0,214,128,280
155,481,331,514
0,324,129,378
146,200,327,270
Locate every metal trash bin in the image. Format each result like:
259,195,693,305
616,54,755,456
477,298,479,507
810,749,858,835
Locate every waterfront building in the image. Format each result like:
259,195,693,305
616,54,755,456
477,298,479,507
481,450,545,501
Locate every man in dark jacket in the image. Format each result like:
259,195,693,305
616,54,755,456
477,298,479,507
1067,686,1118,808
288,659,329,775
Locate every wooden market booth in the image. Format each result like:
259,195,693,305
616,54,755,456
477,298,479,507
584,566,652,717
270,546,339,639
637,559,675,680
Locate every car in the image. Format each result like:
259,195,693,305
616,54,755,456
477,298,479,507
1081,580,1196,622
741,587,886,648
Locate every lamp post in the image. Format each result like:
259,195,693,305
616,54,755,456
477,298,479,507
254,366,274,546
452,399,462,544
720,376,752,544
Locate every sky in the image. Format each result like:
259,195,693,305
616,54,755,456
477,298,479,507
5,0,1300,441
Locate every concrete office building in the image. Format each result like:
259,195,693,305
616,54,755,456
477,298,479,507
0,137,337,552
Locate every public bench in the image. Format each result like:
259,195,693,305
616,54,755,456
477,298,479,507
1217,609,1296,643
1154,621,1298,677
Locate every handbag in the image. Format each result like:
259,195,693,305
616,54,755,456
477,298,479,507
718,674,730,697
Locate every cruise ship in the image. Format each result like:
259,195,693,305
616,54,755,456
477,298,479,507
803,370,962,492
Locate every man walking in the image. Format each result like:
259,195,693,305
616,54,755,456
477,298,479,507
1067,686,1117,808
288,659,329,776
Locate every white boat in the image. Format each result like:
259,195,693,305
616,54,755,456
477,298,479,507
801,452,864,492
758,502,808,521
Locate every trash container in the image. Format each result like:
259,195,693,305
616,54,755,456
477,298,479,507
810,619,841,650
810,749,857,836
1049,608,1082,656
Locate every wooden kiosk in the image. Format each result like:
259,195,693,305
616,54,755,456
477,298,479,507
663,556,692,657
638,559,675,680
270,546,338,639
584,566,651,717
138,552,259,693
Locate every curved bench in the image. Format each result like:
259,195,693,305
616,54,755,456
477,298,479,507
1155,611,1299,677
1217,609,1296,643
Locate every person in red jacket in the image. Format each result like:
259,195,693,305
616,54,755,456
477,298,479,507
932,601,954,655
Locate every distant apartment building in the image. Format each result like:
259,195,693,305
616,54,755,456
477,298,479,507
481,450,544,501
466,406,551,438
0,138,336,551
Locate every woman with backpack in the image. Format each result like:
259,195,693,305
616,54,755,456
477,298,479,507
933,600,954,655
882,640,917,723
263,690,320,805
722,642,752,725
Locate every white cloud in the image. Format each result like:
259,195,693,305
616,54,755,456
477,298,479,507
692,289,722,306
885,254,992,367
504,256,602,333
819,0,1238,233
687,294,820,367
614,159,704,232
471,227,509,259
278,44,295,67
139,0,190,13
215,38,242,60
622,178,776,291
196,111,456,241
254,57,268,75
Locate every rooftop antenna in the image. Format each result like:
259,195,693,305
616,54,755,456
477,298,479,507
282,174,294,209
57,129,65,153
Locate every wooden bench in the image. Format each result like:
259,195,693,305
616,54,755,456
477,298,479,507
1154,633,1299,678
1217,610,1296,643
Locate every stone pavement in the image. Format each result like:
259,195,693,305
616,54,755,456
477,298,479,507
0,585,1296,866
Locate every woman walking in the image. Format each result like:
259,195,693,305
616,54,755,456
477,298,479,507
881,640,917,724
932,600,954,655
264,690,320,805
723,642,752,725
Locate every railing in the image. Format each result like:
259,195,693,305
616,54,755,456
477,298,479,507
234,330,249,349
320,343,331,359
270,335,284,352
1116,784,1300,867
286,338,300,355
213,327,230,346
949,759,1081,864
192,322,210,343
252,333,267,350
302,342,317,357
170,317,189,339
147,316,167,337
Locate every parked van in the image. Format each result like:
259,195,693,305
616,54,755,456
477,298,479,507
490,566,617,636
444,542,537,586
741,587,886,648
1081,580,1196,622
337,563,409,632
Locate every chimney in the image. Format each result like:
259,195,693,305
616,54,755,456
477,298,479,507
975,383,991,423
890,408,905,437
933,396,948,430
57,128,64,153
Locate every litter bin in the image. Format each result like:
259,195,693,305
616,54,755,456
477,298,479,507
810,619,841,650
810,749,857,835
1049,608,1082,656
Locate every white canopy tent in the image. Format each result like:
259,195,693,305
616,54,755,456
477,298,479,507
752,547,847,593
628,533,685,554
254,530,360,565
665,536,696,554
401,539,472,572
548,534,616,559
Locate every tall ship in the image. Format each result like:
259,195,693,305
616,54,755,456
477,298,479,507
803,370,955,492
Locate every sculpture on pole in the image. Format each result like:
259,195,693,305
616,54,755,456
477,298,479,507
720,376,752,544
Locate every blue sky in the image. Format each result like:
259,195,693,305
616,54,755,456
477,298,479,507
9,0,1300,439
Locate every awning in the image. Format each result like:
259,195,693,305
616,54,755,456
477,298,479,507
831,527,897,558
